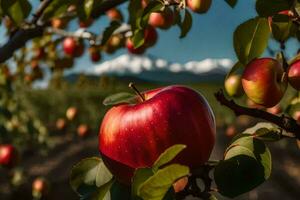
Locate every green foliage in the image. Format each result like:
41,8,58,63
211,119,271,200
152,144,186,172
42,0,72,21
101,21,122,46
70,157,113,198
103,92,136,106
178,9,193,38
214,124,272,198
0,0,32,25
270,14,297,42
234,17,270,65
256,0,294,17
138,164,188,200
224,0,238,8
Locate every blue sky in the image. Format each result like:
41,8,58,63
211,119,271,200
0,0,299,71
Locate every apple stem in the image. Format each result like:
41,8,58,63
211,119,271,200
129,82,145,101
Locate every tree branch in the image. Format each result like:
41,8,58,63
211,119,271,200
31,0,54,24
214,90,300,140
0,0,129,64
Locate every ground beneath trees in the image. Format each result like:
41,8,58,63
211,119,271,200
0,118,300,200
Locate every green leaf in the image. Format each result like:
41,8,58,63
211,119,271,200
215,136,271,198
225,61,244,79
103,92,136,106
110,181,131,200
256,0,293,17
128,0,143,32
225,0,238,8
1,0,32,25
84,0,94,18
138,164,189,200
179,10,193,38
234,17,270,65
242,122,283,141
132,29,145,48
270,14,297,42
70,157,113,196
87,179,114,200
153,144,186,172
101,21,121,46
42,0,72,21
132,168,154,198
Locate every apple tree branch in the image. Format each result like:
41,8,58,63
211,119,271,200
0,0,129,63
214,90,300,140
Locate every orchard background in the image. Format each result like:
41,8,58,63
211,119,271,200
0,0,300,200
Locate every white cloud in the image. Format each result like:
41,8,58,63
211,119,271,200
88,54,233,76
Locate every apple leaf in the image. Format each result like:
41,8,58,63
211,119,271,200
138,164,189,200
179,9,193,38
234,17,270,65
110,181,131,200
132,29,145,48
225,61,244,79
42,0,72,21
152,144,186,172
215,136,271,198
1,0,32,25
132,168,154,199
128,0,143,33
84,0,94,18
270,14,297,42
103,92,136,106
101,21,122,46
83,179,113,200
242,122,283,141
224,0,238,8
70,157,113,197
256,0,293,17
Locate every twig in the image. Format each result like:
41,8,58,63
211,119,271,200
0,0,129,63
214,90,300,140
31,0,54,24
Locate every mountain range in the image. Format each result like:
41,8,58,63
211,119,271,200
82,54,233,83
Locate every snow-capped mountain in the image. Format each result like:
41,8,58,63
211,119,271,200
86,54,233,83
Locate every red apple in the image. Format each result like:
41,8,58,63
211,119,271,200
293,111,300,124
126,38,146,55
186,0,212,14
224,74,243,97
0,144,18,168
173,176,189,193
288,60,300,90
32,177,49,196
225,125,237,138
56,118,67,131
242,58,287,108
34,47,45,59
66,107,77,121
30,59,39,70
89,46,101,62
106,8,123,21
63,37,77,56
99,85,216,184
77,124,89,138
266,104,281,115
148,7,174,30
51,18,66,29
63,37,84,57
144,26,158,47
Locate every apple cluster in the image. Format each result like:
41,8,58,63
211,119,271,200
225,57,300,123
